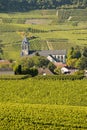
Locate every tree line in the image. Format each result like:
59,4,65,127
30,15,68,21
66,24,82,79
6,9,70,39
67,46,87,70
0,0,87,12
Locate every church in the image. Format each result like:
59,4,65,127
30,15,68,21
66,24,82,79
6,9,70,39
21,37,66,64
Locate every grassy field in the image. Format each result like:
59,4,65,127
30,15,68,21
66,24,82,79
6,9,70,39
0,9,87,60
0,78,87,129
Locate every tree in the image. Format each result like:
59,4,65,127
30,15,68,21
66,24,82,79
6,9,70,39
14,64,22,75
67,47,74,59
67,46,81,68
76,47,87,70
0,0,87,12
14,56,49,75
28,67,38,76
67,47,81,59
83,47,87,57
36,56,49,67
48,62,56,73
35,52,40,56
0,43,3,60
54,67,62,75
67,58,78,68
76,57,87,70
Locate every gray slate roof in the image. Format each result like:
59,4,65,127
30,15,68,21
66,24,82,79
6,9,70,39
30,50,66,57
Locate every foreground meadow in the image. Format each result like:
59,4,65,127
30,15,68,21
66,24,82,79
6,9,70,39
0,78,87,129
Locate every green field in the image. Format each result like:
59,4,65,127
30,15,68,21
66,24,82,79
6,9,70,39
0,78,87,129
0,9,87,60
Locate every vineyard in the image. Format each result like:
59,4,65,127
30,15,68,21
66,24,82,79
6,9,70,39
0,79,87,105
0,78,87,129
0,103,87,130
58,8,87,22
0,9,87,129
0,9,87,60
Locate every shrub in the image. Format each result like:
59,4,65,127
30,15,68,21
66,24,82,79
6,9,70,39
28,67,38,77
48,62,56,73
73,70,84,75
22,67,38,76
14,65,22,75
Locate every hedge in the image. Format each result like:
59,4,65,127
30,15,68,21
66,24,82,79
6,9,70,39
34,75,84,80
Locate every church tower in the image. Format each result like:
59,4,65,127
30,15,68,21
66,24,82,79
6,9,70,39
21,37,30,56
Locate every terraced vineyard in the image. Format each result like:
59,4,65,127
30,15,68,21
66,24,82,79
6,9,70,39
58,8,87,22
0,9,87,60
0,78,87,129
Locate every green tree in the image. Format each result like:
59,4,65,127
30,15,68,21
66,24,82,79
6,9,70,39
0,43,3,60
28,67,38,76
14,56,49,75
36,56,49,67
83,47,87,57
48,62,56,73
67,47,81,59
0,0,87,12
14,64,22,75
54,67,62,75
76,57,87,70
67,46,81,68
67,58,78,68
76,47,87,69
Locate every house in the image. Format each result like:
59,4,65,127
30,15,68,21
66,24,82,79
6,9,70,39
21,37,67,65
61,67,70,74
38,68,53,75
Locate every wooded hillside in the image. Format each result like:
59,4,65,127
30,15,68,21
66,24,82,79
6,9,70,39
0,0,87,12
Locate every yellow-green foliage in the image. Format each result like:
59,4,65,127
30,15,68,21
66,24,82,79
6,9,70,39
0,9,87,129
0,78,87,129
0,79,87,106
0,103,87,129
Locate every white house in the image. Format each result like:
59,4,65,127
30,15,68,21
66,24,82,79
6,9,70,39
61,67,70,74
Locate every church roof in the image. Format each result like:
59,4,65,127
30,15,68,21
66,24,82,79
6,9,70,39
30,50,66,57
39,50,66,56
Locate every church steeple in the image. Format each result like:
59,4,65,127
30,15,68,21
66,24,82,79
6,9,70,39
21,37,30,56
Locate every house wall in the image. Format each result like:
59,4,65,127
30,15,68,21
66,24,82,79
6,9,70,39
52,55,66,63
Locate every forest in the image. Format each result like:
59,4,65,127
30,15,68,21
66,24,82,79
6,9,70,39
0,0,87,12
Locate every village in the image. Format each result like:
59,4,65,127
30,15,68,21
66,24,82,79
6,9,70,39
1,1,87,129
0,37,87,77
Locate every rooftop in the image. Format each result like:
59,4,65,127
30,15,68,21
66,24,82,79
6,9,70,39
30,50,66,57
